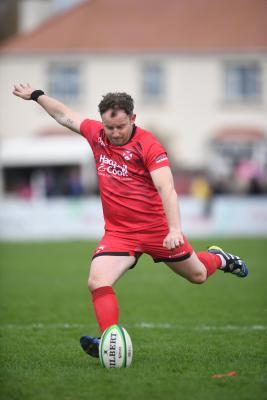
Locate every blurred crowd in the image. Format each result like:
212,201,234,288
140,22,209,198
174,160,267,198
3,160,267,200
4,166,92,199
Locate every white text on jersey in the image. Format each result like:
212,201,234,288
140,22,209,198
98,154,128,177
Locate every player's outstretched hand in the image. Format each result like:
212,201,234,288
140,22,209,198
163,229,184,250
13,83,34,100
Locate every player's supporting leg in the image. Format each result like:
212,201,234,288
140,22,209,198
80,255,135,358
88,255,135,331
165,247,248,283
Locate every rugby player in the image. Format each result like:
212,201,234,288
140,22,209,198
13,84,248,358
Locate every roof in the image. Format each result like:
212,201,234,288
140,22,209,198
0,0,266,53
213,128,265,143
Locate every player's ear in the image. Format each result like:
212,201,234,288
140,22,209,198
131,114,136,123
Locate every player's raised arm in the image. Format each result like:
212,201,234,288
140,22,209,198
150,166,184,249
13,83,84,134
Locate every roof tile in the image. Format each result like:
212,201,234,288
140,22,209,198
1,0,266,52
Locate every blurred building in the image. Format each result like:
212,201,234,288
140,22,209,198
0,0,84,41
0,0,267,197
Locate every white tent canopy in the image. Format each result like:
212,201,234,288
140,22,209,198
0,135,92,167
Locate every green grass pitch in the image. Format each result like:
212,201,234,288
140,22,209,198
0,238,266,400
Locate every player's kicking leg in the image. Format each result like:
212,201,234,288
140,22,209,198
165,247,248,282
80,254,135,358
208,245,248,277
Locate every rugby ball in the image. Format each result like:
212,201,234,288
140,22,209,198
99,324,133,369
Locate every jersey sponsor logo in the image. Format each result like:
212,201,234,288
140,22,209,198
155,154,168,164
98,154,128,177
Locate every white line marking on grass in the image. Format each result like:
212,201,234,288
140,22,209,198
136,322,172,329
135,323,267,331
0,323,87,330
0,323,266,331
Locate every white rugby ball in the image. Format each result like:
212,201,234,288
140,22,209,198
99,324,133,369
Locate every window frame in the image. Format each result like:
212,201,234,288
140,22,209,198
141,62,165,103
47,62,82,104
223,60,262,105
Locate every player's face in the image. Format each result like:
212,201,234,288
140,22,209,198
101,110,136,146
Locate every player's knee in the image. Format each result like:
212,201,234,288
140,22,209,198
87,276,99,292
189,271,207,284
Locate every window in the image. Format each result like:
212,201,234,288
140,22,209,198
142,64,165,101
48,64,81,102
224,62,262,103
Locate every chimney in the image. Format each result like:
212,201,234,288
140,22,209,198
18,0,53,34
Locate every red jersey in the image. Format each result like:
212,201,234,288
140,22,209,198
80,119,170,233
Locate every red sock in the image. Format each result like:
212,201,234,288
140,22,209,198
197,251,222,277
92,286,119,333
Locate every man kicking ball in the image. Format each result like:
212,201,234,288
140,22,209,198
13,84,248,358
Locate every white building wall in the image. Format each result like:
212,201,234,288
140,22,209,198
0,53,266,168
0,56,50,136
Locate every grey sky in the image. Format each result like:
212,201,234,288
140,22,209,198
52,0,85,13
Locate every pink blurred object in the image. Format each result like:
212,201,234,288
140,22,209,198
235,160,263,183
212,371,237,378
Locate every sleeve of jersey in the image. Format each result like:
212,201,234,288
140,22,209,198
143,138,170,172
80,118,103,147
